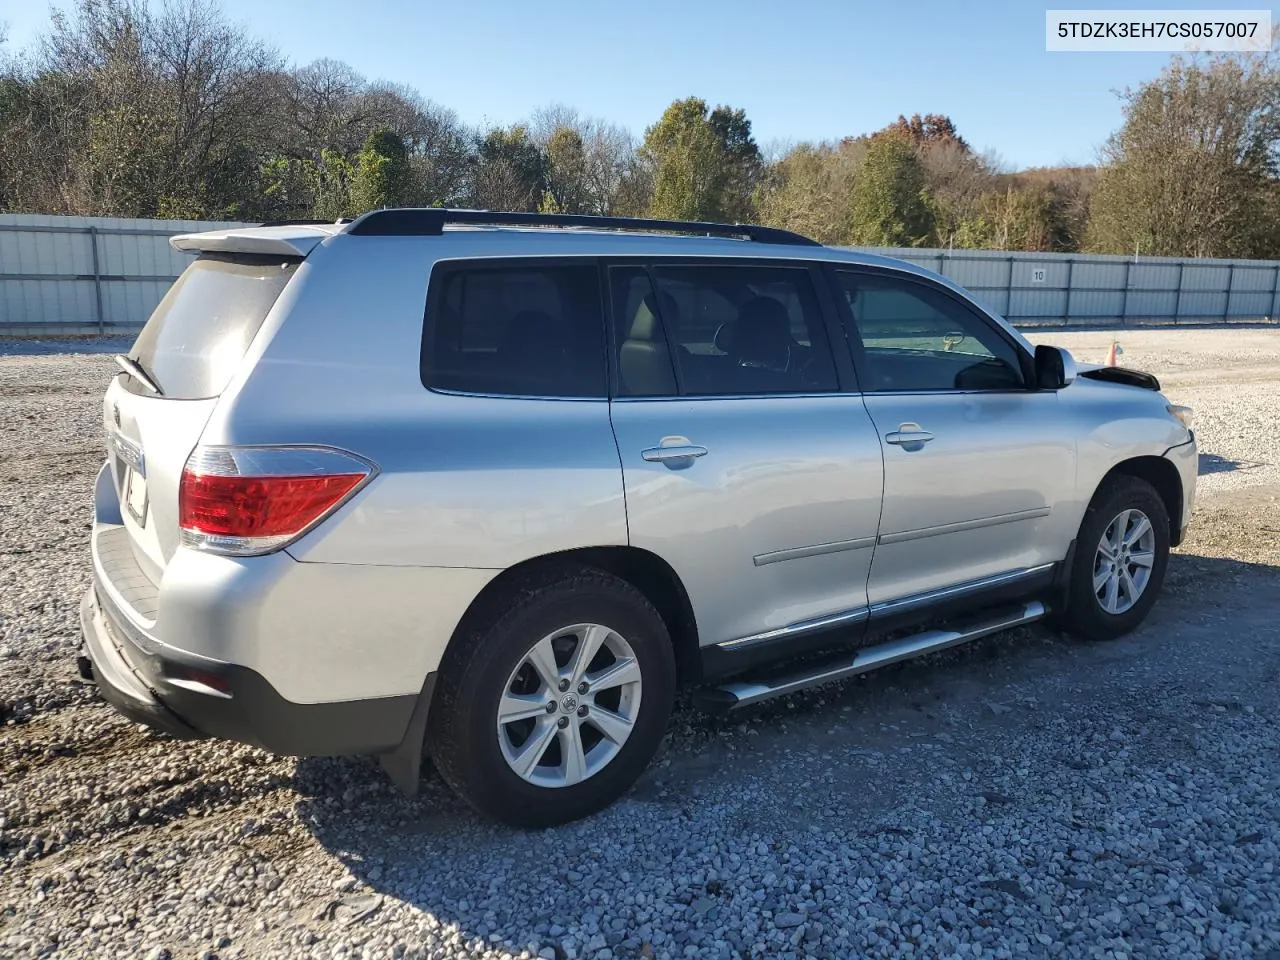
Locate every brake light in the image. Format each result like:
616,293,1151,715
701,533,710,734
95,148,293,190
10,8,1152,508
179,445,376,556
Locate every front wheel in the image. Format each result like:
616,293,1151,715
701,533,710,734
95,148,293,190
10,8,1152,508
428,566,676,827
1060,475,1171,641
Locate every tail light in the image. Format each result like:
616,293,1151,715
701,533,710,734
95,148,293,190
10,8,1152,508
179,445,376,556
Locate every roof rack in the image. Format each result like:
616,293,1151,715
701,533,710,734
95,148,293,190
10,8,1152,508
345,208,821,246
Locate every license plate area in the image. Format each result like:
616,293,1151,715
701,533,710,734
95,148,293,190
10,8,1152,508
110,429,148,525
124,465,149,525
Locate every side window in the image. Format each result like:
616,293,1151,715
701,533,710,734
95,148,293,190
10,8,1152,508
423,262,605,397
610,263,839,397
836,272,1025,392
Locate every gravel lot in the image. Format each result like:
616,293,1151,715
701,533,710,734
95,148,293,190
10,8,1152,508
2,328,1278,960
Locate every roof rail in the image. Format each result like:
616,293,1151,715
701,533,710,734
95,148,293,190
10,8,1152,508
345,208,821,246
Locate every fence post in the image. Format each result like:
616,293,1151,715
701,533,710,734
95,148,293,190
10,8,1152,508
1173,262,1184,324
1063,258,1074,324
1007,255,1015,319
1222,263,1234,323
1120,258,1132,326
1272,264,1280,320
88,226,105,335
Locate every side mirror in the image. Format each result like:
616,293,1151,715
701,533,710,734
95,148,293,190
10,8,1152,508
1034,345,1077,390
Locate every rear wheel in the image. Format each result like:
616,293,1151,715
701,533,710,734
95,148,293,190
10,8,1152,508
428,566,675,827
1061,475,1170,640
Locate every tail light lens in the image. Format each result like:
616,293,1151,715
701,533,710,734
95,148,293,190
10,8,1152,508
179,445,376,556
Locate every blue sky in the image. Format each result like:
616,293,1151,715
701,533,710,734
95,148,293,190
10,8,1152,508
3,0,1275,168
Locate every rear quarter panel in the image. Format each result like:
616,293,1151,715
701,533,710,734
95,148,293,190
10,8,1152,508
202,235,628,569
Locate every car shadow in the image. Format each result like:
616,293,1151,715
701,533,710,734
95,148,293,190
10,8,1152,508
1199,452,1267,475
292,550,1279,956
1199,452,1240,475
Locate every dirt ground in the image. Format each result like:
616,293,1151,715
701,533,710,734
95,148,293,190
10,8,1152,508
1,328,1278,960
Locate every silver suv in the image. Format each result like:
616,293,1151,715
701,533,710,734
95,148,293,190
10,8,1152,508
80,209,1197,826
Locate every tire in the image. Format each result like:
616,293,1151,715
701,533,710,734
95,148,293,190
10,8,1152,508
1061,475,1171,641
428,565,676,827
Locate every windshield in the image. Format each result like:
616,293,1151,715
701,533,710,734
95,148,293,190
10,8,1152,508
127,254,299,400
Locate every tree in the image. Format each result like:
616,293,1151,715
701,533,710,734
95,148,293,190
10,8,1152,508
1087,51,1280,258
472,124,544,211
873,113,969,152
641,97,759,221
351,128,411,212
0,0,282,217
848,133,935,246
756,140,862,245
530,105,635,214
919,142,999,248
642,97,726,220
708,104,762,221
541,125,589,213
954,187,1056,251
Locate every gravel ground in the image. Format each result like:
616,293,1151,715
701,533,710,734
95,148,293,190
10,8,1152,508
2,329,1278,960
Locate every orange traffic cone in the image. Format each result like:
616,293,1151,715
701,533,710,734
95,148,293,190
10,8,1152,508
1105,340,1122,366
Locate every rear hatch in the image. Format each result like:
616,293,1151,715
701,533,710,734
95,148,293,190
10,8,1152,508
105,253,300,584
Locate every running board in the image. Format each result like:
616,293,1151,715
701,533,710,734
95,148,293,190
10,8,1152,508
697,601,1046,713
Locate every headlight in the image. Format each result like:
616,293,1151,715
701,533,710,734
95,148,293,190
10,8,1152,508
1167,404,1193,430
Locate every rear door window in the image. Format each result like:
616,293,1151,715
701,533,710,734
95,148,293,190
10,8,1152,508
126,254,298,400
422,262,606,398
611,262,839,397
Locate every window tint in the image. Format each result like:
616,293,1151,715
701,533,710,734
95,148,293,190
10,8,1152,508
128,255,298,400
423,263,606,397
836,272,1025,392
611,263,838,397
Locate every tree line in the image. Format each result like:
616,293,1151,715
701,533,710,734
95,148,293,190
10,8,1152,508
3,0,1279,259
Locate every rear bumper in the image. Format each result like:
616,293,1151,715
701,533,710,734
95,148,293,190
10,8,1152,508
79,588,203,739
80,585,425,756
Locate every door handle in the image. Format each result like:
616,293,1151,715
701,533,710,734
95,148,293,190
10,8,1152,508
642,436,708,463
884,423,935,446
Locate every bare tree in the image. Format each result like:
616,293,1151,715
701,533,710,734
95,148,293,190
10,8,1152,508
756,140,862,245
1088,48,1280,258
530,104,634,214
20,0,282,217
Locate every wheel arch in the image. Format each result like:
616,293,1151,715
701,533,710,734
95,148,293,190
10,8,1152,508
443,545,703,685
1096,455,1184,546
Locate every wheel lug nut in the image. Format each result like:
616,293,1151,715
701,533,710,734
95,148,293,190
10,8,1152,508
558,679,570,692
577,682,589,694
545,701,557,714
557,716,569,729
577,705,589,717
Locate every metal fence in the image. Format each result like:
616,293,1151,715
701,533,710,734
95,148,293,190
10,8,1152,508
4,214,1280,334
0,214,242,336
852,246,1280,327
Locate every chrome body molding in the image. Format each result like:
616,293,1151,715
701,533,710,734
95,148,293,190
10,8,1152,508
752,536,877,567
876,507,1052,546
868,563,1056,617
716,605,870,651
716,563,1055,651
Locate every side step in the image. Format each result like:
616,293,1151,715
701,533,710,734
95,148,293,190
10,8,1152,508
697,600,1045,713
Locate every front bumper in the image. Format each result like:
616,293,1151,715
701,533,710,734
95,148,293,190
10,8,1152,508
1164,431,1198,543
80,584,423,756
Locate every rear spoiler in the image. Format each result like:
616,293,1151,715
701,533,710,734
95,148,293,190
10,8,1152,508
170,224,341,258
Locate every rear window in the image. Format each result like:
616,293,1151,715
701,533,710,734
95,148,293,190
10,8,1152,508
126,255,298,400
422,261,606,398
